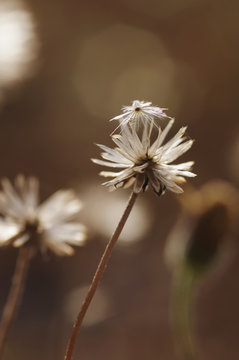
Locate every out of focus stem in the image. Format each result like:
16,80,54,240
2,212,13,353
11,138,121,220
0,244,32,358
172,264,197,360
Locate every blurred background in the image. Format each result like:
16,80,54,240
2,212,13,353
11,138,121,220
0,0,239,359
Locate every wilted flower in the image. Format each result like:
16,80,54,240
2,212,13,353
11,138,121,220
0,175,86,256
110,100,168,130
92,118,195,195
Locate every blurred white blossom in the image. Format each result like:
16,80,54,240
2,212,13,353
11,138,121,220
0,175,86,256
0,0,39,92
79,182,152,244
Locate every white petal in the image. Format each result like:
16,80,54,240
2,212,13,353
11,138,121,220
148,127,162,157
42,235,75,256
1,178,26,218
92,159,129,168
14,174,39,209
158,126,187,156
13,233,30,247
38,190,82,227
161,140,194,163
112,134,138,161
133,163,149,173
170,161,195,170
0,219,22,245
155,118,174,148
110,111,131,122
100,170,125,177
134,173,146,193
102,168,134,187
101,151,131,164
141,121,151,148
147,172,161,194
123,177,136,189
25,177,39,209
45,223,86,245
153,170,183,193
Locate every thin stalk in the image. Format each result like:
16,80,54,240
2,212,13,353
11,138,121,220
0,244,32,358
64,191,138,360
171,264,197,360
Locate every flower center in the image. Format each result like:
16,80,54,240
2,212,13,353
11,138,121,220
136,155,155,168
25,218,42,237
134,107,141,112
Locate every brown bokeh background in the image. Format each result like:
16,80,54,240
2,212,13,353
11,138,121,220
0,0,239,359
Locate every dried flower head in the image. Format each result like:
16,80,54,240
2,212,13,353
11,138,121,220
92,118,195,195
0,175,86,256
110,100,168,131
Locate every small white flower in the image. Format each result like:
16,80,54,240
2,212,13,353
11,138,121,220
92,119,196,195
0,175,86,256
110,100,168,130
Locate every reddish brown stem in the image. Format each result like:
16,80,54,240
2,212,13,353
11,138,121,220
64,191,138,360
0,245,32,358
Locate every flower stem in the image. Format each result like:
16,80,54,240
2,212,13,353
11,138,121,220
0,245,32,358
171,264,197,360
64,190,138,360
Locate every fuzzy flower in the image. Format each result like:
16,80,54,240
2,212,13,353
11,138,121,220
92,119,196,195
0,175,86,256
110,100,168,130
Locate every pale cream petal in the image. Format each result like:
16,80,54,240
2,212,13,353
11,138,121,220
148,172,161,194
43,236,75,256
1,178,26,217
14,174,39,209
112,134,138,161
99,170,125,177
13,233,30,247
123,177,136,189
92,159,129,168
110,110,131,121
96,144,123,160
45,223,86,246
161,139,194,163
134,173,146,193
170,161,195,170
148,127,162,157
38,190,82,227
133,163,149,173
102,168,134,187
141,121,151,148
101,151,131,164
0,220,22,245
155,118,174,148
25,176,39,208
